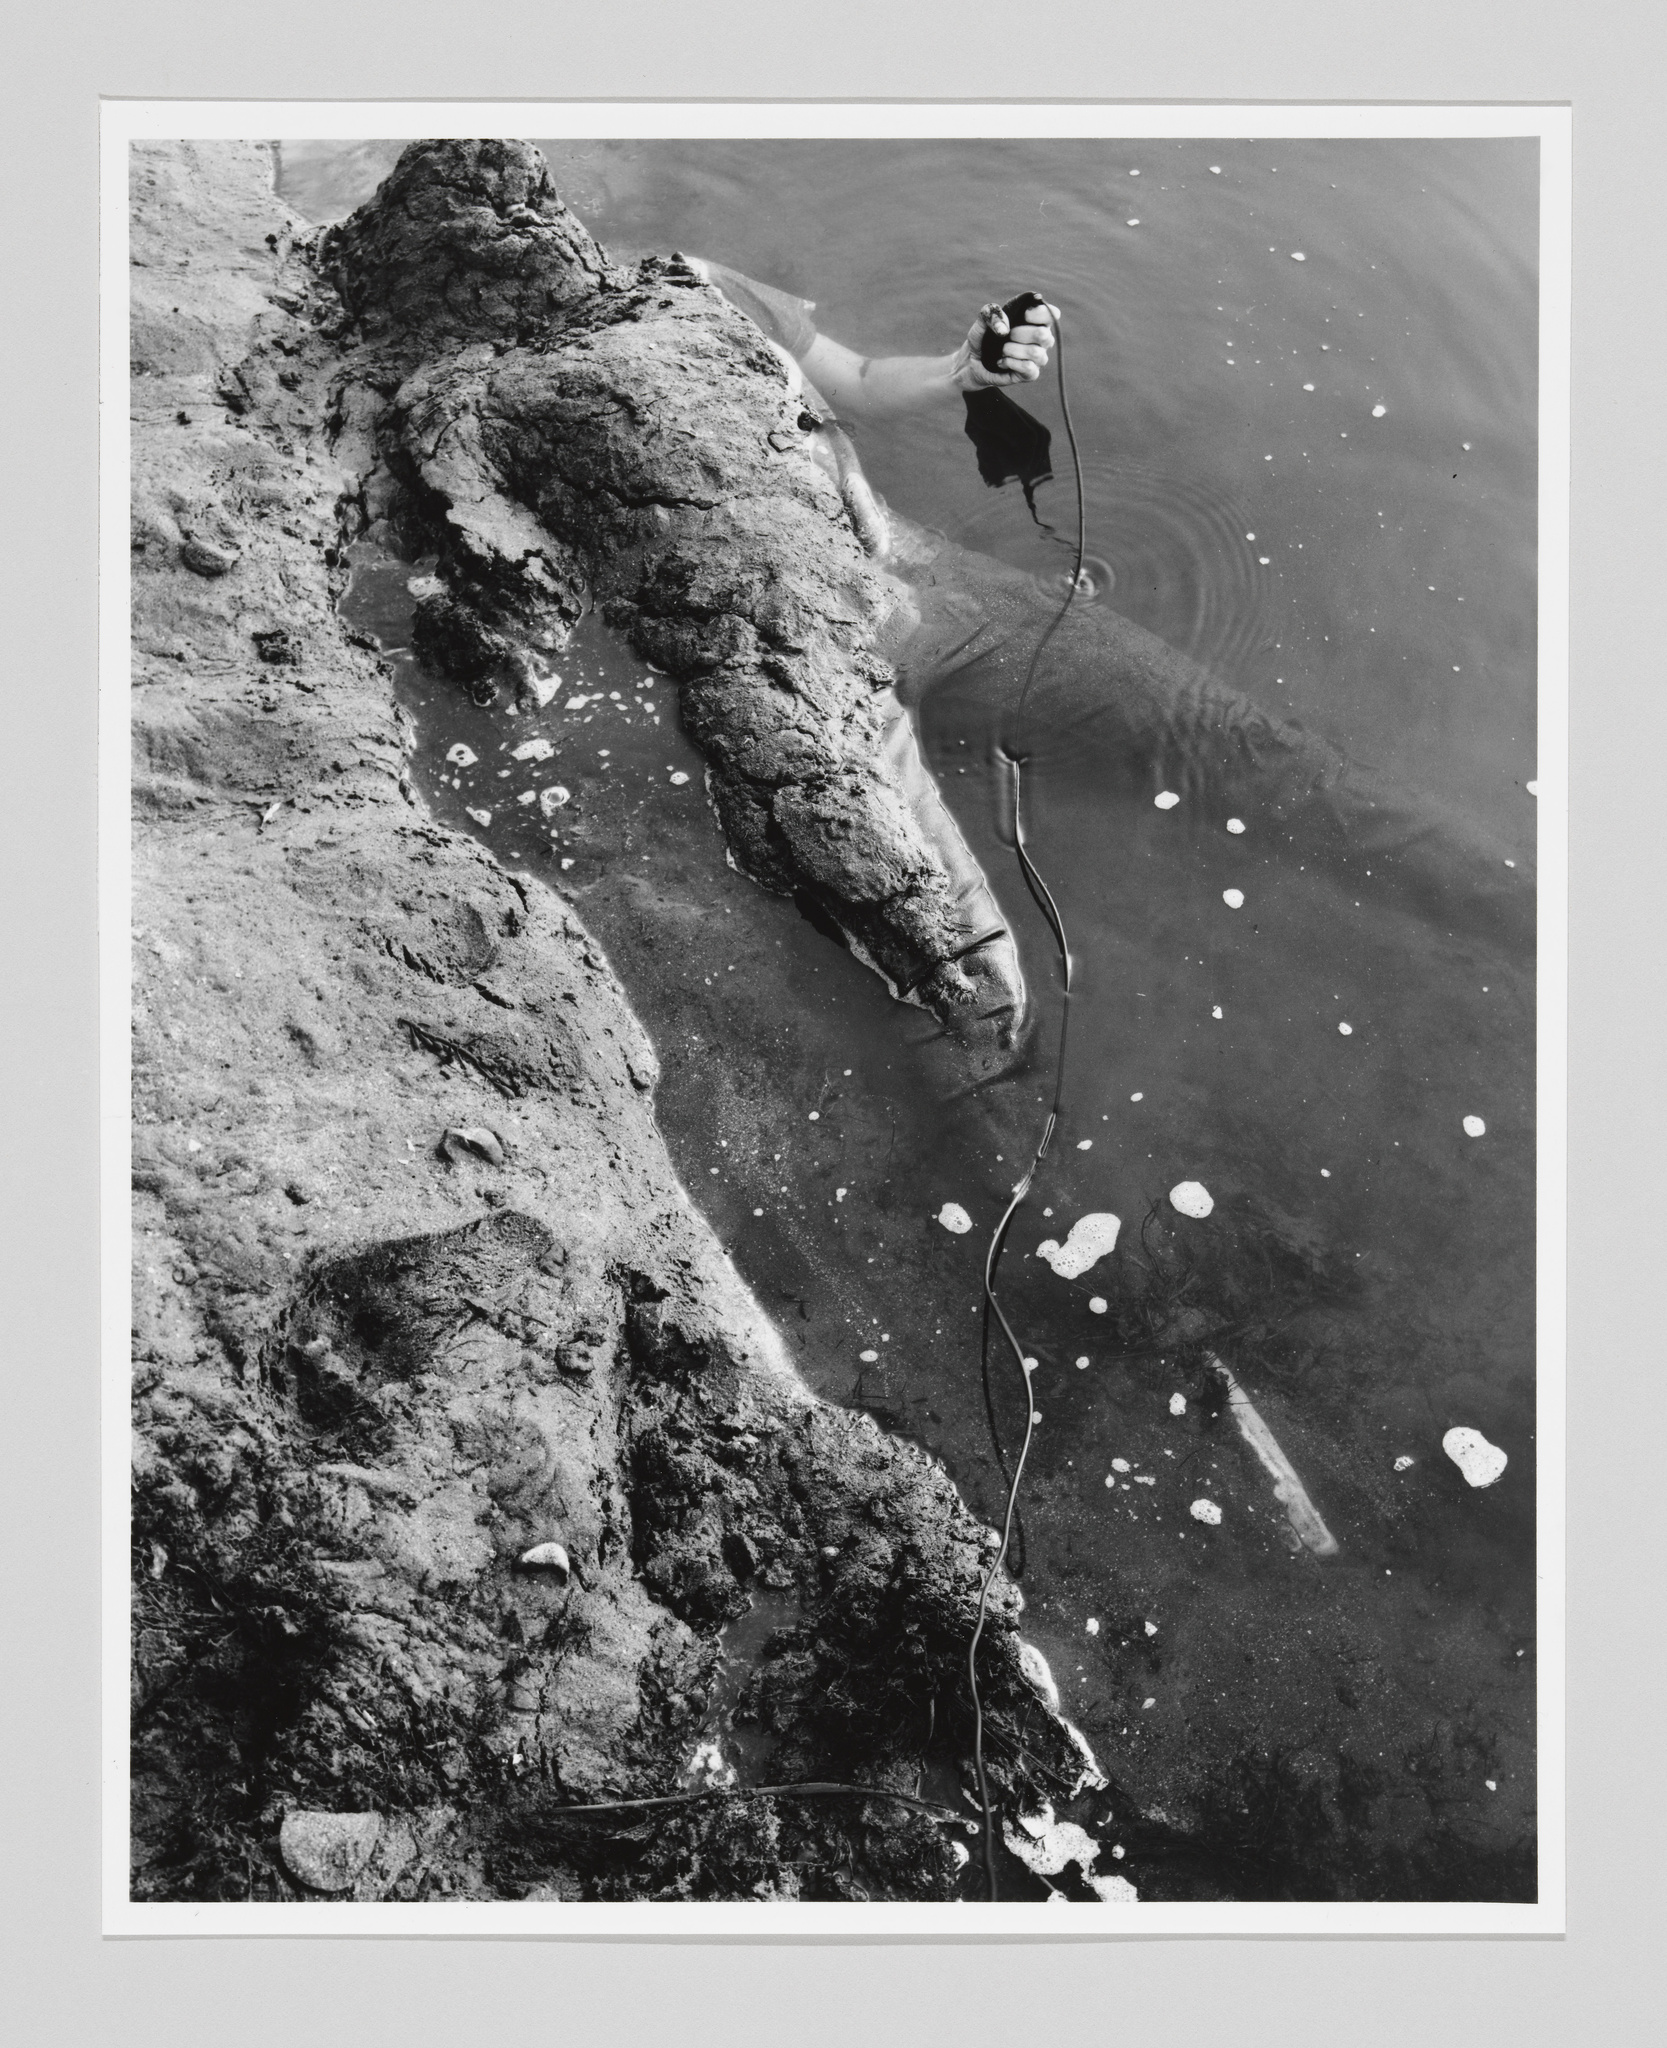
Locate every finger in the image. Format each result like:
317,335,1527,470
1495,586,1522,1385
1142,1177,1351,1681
981,301,1011,334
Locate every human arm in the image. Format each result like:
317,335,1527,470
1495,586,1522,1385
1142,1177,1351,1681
798,299,1059,420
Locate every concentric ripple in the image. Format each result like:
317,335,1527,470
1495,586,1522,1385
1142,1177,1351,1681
956,455,1284,680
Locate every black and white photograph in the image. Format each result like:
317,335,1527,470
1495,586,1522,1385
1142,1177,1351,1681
109,104,1564,1930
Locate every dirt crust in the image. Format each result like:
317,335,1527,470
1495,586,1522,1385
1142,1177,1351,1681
128,140,1082,1904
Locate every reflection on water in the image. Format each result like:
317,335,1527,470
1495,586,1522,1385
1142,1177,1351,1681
311,136,1538,1900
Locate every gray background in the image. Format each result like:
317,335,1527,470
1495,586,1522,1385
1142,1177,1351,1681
2,2,1659,2041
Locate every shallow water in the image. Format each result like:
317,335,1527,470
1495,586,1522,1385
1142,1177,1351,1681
305,138,1538,1899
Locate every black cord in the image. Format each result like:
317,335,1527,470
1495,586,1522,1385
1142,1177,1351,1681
967,308,1088,1902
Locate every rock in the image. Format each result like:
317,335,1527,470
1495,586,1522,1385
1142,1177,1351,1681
722,1529,758,1578
517,1541,571,1576
439,1125,506,1166
252,625,299,665
179,535,240,577
279,1809,384,1893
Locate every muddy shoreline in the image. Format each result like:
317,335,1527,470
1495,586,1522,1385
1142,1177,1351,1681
128,139,1098,1905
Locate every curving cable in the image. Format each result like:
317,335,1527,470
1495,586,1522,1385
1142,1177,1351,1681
967,306,1088,1902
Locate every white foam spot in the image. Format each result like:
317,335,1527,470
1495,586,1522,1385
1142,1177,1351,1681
1222,888,1245,909
1394,1455,1415,1472
1144,1621,1158,1636
1075,1355,1089,1369
835,1187,847,1202
668,770,690,786
1444,1426,1507,1488
1338,1021,1353,1036
446,744,477,767
1130,1091,1144,1101
1463,1114,1487,1137
1169,1392,1187,1417
538,784,571,816
1190,1498,1223,1526
1104,1474,1116,1488
1154,790,1181,810
1085,1617,1099,1635
1088,1295,1108,1315
1526,779,1539,796
516,789,537,806
859,1348,878,1363
1126,219,1141,228
511,737,554,762
1036,1212,1122,1278
1210,165,1221,174
1372,403,1387,417
1076,1138,1093,1151
1111,1458,1131,1474
1169,1180,1214,1219
1290,251,1306,261
464,806,492,827
564,695,588,711
1211,1005,1223,1020
937,1202,974,1235
1225,819,1246,836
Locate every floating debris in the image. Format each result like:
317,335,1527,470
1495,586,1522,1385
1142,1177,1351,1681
1190,1499,1223,1526
1226,817,1245,833
1463,1114,1487,1137
668,770,691,786
859,1347,878,1363
1211,1005,1223,1020
1169,1181,1214,1219
1210,1355,1339,1556
937,1202,974,1235
1169,1393,1187,1416
1338,1021,1354,1035
465,806,493,827
518,1541,571,1576
1154,790,1181,810
1290,251,1307,261
1443,1426,1507,1488
512,737,554,763
1372,403,1387,417
1394,1455,1416,1472
446,743,477,767
1036,1211,1121,1278
1085,1617,1100,1635
1222,888,1245,909
1076,1138,1093,1151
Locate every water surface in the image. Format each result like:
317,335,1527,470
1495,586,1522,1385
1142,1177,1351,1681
302,137,1538,1900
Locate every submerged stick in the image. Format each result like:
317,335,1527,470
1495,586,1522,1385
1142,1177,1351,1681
1208,1354,1340,1558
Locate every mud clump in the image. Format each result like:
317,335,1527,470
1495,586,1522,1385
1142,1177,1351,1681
128,138,1082,1906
